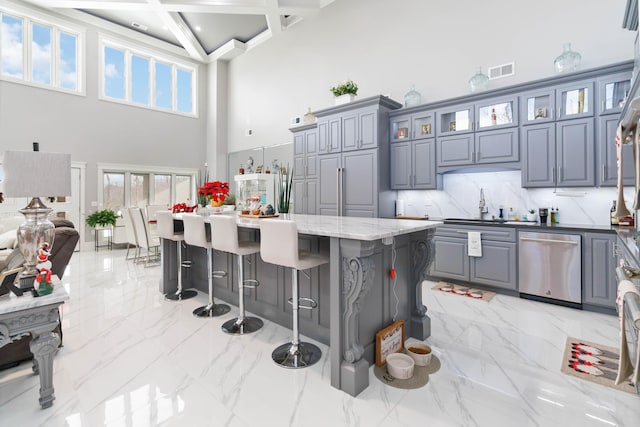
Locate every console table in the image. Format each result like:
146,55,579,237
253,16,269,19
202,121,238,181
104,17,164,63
0,281,68,408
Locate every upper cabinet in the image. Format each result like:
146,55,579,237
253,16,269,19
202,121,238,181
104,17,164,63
390,110,434,142
597,71,632,115
475,96,518,131
555,80,594,120
437,103,474,136
520,88,556,125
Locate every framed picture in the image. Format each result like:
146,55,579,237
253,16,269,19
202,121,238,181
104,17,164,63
255,165,263,173
375,319,405,366
421,123,432,135
449,120,456,132
397,127,408,139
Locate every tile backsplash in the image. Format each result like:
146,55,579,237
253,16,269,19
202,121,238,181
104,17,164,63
397,170,636,226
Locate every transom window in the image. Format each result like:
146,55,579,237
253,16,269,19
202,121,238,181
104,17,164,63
100,37,197,116
0,6,83,93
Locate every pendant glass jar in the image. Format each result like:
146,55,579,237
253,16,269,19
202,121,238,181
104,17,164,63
468,67,489,92
554,43,581,73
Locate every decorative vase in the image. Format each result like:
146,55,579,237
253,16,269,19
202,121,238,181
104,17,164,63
211,199,224,207
468,67,489,92
303,107,316,124
334,93,355,105
554,43,581,73
404,84,421,107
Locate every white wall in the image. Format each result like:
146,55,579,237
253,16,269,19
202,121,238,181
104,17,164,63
226,0,635,152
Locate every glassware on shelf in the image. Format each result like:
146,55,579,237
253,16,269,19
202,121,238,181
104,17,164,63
468,67,489,92
554,43,581,73
404,84,421,107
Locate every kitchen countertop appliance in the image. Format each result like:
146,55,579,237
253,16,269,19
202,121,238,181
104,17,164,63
518,231,582,307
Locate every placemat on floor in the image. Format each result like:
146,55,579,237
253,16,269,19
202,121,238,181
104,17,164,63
431,281,495,302
560,337,637,394
373,354,441,390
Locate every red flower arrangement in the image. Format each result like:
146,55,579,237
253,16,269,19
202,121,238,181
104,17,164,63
171,203,198,213
198,181,230,204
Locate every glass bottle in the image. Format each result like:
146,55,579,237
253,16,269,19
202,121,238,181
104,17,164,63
404,84,422,107
468,67,489,92
611,200,619,225
554,43,581,73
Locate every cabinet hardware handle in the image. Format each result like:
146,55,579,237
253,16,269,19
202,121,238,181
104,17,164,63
602,164,606,182
550,108,554,120
520,237,578,245
472,152,475,163
477,151,481,162
553,167,556,183
560,167,563,182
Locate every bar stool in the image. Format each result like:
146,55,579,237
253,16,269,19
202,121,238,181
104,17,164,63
259,219,328,368
156,210,196,301
210,214,263,335
182,213,230,318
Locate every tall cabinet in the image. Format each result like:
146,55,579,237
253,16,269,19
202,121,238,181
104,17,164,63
315,95,402,218
290,123,319,214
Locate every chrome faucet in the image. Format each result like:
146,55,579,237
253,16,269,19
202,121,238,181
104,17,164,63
479,188,488,220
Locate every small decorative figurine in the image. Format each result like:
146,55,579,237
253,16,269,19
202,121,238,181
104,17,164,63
265,204,275,215
35,242,54,296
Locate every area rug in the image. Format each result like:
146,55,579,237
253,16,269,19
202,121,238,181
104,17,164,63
560,337,637,394
431,281,496,302
373,354,441,390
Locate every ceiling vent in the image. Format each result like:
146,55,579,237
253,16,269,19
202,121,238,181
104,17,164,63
131,22,148,31
488,62,515,80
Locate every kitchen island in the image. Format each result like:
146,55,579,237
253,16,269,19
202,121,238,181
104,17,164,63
159,213,441,396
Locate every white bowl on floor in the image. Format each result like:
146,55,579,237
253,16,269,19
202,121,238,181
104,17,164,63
386,353,415,379
406,342,432,366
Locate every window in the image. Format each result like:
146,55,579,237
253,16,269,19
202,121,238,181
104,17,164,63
0,7,82,93
100,37,198,116
98,164,198,212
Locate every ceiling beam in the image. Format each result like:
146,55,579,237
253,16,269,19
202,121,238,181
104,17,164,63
264,0,282,34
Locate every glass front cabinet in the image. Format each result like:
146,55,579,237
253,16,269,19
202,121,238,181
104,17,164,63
390,111,434,142
597,71,632,115
520,89,556,125
475,96,518,130
555,80,594,120
437,104,474,136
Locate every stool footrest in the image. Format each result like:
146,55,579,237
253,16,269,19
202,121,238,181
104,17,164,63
287,297,318,310
212,270,227,278
242,279,259,289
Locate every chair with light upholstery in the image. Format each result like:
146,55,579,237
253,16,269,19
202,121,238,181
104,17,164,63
129,207,160,266
210,214,263,334
259,219,328,368
182,213,230,317
156,210,196,300
121,208,140,261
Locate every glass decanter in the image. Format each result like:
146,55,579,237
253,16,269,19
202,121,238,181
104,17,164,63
554,43,581,73
468,67,489,92
404,84,421,107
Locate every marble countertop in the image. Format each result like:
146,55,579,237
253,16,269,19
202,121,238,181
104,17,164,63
0,279,69,315
440,218,620,233
177,213,442,241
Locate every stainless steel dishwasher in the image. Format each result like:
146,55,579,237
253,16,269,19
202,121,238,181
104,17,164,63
518,231,582,305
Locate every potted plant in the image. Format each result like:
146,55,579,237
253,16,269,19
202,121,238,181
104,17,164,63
527,208,537,222
86,209,119,228
330,80,358,105
198,181,230,207
277,165,293,214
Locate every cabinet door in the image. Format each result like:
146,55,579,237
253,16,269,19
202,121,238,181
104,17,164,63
293,179,306,214
342,112,358,151
583,233,616,308
430,237,469,281
390,142,411,190
306,179,317,215
556,80,594,120
412,111,435,140
437,134,474,167
556,118,595,187
597,115,634,186
475,96,518,130
470,241,517,290
520,88,556,124
318,154,339,215
391,114,411,143
597,71,631,115
359,108,378,150
306,131,318,178
475,128,519,164
437,103,474,135
294,155,306,181
293,133,305,157
319,115,341,154
521,123,556,188
342,149,377,217
413,139,437,189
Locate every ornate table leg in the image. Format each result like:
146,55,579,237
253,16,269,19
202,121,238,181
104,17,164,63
410,228,435,340
29,330,61,409
339,240,375,396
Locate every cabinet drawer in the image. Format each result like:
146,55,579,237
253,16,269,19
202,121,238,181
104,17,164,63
435,224,516,242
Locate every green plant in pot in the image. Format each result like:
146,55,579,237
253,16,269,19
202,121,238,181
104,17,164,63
330,80,358,97
277,165,293,214
86,209,119,228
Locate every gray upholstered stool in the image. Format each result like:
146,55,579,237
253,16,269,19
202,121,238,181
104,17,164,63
182,213,230,318
210,214,263,335
259,219,328,368
156,210,197,301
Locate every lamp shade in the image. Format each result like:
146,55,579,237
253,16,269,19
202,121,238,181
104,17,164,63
3,150,71,198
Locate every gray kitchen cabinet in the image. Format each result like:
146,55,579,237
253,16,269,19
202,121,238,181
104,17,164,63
437,128,518,167
291,124,319,214
474,95,519,130
520,88,556,125
597,114,634,186
583,232,617,308
342,107,378,151
597,71,631,115
391,139,440,190
318,114,341,154
437,134,474,167
430,225,517,291
437,103,475,136
390,111,435,142
555,80,594,120
522,118,594,188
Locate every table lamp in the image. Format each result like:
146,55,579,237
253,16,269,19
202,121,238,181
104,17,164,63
2,144,71,288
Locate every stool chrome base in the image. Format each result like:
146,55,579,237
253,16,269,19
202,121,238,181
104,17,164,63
164,289,198,301
222,317,263,335
272,342,321,369
193,303,230,318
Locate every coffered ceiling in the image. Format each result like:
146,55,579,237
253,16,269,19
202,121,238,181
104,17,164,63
22,0,336,62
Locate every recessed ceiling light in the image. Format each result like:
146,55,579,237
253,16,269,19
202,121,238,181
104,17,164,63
131,22,148,31
195,25,202,32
